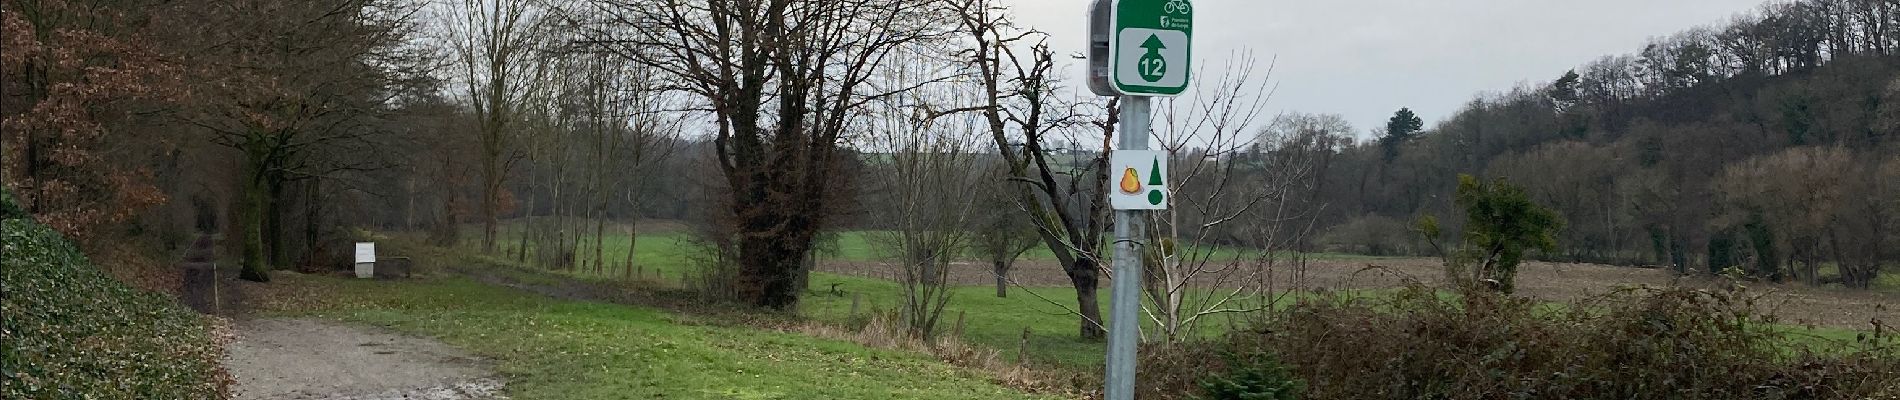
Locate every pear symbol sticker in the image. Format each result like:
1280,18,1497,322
1108,151,1170,210
1119,168,1142,194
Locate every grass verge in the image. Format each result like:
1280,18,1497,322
435,224,1888,372
248,264,1061,399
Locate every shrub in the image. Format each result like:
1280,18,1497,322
1315,215,1414,256
1143,285,1900,400
1420,175,1564,293
0,186,23,220
1,216,232,399
1196,351,1304,400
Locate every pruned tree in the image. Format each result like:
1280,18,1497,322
590,0,950,308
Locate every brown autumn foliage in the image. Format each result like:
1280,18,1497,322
0,0,184,239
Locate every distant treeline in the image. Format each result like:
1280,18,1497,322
1312,0,1899,288
6,0,1892,291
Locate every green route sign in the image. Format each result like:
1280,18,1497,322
1105,0,1193,96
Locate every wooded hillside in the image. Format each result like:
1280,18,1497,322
1310,0,1900,288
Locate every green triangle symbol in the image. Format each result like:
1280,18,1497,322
1148,157,1163,185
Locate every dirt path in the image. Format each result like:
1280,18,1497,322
224,318,505,400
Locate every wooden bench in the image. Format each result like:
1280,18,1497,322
375,257,414,279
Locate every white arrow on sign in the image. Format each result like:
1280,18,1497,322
1115,29,1188,89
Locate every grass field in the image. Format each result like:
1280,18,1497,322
802,274,1113,367
480,221,1390,281
447,220,1891,370
465,222,1285,368
467,230,1141,367
251,272,1054,400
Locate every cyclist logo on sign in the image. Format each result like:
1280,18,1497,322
1164,0,1190,14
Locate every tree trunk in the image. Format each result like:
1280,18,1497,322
800,248,816,292
594,216,605,275
239,164,271,282
481,173,499,254
304,179,322,268
994,260,1009,298
1068,257,1105,340
23,128,41,213
480,107,503,254
624,221,639,280
517,197,534,263
404,178,416,230
22,62,46,214
266,174,287,269
736,229,813,309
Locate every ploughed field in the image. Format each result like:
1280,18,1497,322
817,256,1900,331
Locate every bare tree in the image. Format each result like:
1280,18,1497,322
1137,53,1300,342
535,17,685,276
971,163,1040,298
440,0,550,254
589,0,950,308
599,57,684,279
950,0,1117,339
865,60,986,337
514,49,577,269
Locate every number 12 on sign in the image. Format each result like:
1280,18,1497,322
1099,0,1193,96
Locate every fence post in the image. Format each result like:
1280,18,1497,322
1017,327,1032,365
952,311,966,337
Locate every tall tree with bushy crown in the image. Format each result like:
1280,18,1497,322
1379,107,1423,162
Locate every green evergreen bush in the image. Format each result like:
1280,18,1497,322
1196,351,1304,400
1,217,230,398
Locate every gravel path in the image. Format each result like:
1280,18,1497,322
224,318,505,400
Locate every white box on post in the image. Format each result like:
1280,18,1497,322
354,242,376,279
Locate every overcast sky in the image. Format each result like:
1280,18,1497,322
1004,0,1769,139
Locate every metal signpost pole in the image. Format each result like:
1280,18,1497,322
1105,96,1150,400
1091,1,1188,398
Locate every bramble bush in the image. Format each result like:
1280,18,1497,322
1142,285,1900,400
1,191,232,399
